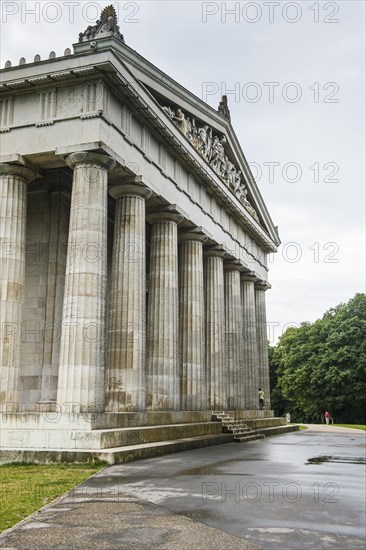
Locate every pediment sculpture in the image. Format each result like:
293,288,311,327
162,105,259,222
79,5,125,43
218,95,231,121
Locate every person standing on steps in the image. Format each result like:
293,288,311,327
258,388,265,410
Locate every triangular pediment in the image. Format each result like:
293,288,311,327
105,42,280,247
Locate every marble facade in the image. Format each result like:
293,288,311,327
0,7,280,454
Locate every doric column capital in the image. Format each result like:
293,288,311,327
224,260,243,272
147,212,184,225
109,177,153,200
65,151,116,171
146,204,188,226
179,228,209,244
241,271,259,283
255,280,271,291
203,245,227,259
0,162,37,183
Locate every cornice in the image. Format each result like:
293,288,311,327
0,50,279,252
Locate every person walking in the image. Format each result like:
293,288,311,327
325,411,330,425
258,388,265,410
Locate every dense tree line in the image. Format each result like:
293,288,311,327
269,294,366,423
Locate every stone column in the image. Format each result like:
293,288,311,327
0,163,36,408
241,273,259,410
40,188,70,407
224,262,243,410
255,282,271,410
179,231,207,411
146,210,183,410
204,248,226,410
106,178,152,412
57,152,115,413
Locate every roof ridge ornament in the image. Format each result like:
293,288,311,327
218,95,231,122
78,5,125,44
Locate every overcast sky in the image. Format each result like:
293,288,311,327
1,0,365,343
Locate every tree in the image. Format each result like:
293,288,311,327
269,294,366,423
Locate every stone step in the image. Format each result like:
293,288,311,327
221,420,248,428
94,411,214,430
211,412,291,444
212,413,233,421
221,420,246,428
223,426,251,434
234,434,263,443
244,417,288,430
255,424,301,437
0,421,224,450
96,421,223,449
0,433,235,465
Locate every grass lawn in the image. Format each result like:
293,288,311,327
333,424,366,431
0,462,106,533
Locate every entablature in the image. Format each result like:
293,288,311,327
0,50,279,254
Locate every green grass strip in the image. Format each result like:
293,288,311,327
0,462,106,533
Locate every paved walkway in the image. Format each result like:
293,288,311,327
1,427,365,549
302,424,365,433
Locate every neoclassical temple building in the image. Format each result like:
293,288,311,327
0,7,285,462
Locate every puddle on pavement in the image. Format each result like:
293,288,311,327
181,467,253,476
307,455,366,465
181,457,265,476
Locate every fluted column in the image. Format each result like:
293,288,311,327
179,231,208,410
57,152,115,413
106,179,152,412
40,188,70,406
224,262,243,410
204,248,226,410
241,273,259,410
255,282,271,410
146,210,183,410
0,163,36,407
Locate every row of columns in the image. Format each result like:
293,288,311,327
0,152,271,413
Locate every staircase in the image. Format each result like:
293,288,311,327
212,412,265,443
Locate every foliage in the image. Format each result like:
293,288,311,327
269,294,366,424
0,463,105,533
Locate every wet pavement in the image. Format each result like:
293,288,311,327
1,428,365,549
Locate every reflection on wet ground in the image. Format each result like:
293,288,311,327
99,430,366,550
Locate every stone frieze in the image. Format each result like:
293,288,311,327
161,103,259,222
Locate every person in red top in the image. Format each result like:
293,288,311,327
325,411,330,425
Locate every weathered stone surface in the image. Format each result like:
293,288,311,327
57,152,115,413
146,211,182,410
224,263,243,409
0,5,278,458
255,282,271,410
0,163,36,405
241,274,258,410
39,189,70,405
179,232,207,410
106,180,152,412
204,248,226,409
